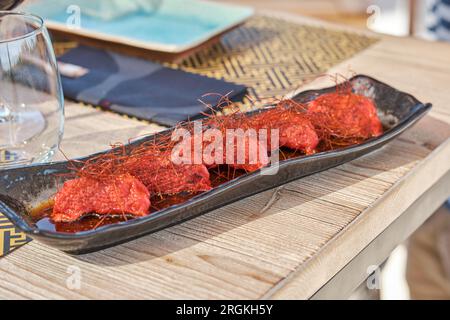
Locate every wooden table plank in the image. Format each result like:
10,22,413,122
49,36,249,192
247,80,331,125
311,170,450,299
1,14,450,300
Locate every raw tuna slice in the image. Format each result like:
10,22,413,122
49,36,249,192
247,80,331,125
124,151,212,196
307,92,383,144
248,108,319,155
52,173,150,222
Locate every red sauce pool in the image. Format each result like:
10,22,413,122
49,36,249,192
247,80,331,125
31,191,205,233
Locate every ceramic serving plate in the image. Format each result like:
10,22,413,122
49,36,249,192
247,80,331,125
0,75,431,254
21,0,254,54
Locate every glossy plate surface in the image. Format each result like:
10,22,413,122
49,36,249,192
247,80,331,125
22,0,254,53
0,75,431,254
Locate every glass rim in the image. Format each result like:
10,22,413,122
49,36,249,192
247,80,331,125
0,11,45,44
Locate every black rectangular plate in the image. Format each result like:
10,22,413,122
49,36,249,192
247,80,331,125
0,75,432,254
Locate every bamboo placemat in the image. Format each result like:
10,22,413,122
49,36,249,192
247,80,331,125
0,15,378,257
173,16,377,104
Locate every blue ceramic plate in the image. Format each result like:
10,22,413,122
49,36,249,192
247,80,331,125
22,0,254,53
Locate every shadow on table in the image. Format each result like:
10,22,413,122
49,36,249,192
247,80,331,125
72,116,450,267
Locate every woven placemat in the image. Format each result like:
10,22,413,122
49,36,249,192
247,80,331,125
173,16,377,104
0,15,378,257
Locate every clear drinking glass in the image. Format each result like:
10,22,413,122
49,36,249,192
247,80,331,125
0,11,64,168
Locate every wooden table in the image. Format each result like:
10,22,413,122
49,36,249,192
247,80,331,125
1,13,449,300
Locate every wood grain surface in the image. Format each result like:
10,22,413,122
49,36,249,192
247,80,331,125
0,13,449,299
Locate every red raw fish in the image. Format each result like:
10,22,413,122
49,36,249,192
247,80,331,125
183,130,270,173
247,107,319,155
52,174,150,222
124,150,212,195
307,92,382,147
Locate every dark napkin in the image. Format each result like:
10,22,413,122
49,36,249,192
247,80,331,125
58,46,247,126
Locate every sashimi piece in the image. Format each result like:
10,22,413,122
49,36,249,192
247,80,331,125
182,125,270,172
307,92,383,143
52,174,150,222
248,108,319,154
124,151,212,195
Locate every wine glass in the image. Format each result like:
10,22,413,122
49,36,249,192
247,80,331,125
0,11,64,168
0,0,25,10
